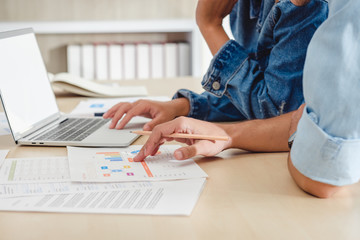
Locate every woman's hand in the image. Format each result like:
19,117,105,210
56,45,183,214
134,117,231,161
103,98,190,130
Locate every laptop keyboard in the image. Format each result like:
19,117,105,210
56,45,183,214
31,118,110,142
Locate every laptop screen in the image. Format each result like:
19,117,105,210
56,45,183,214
0,29,59,139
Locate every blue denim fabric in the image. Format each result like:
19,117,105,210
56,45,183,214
291,0,360,186
174,0,328,121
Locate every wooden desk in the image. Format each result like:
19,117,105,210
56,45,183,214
0,79,359,240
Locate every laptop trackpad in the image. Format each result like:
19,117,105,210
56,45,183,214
83,117,149,146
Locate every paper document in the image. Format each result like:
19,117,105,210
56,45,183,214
50,73,148,97
0,149,207,215
0,178,206,216
0,157,70,183
67,145,208,182
0,181,156,198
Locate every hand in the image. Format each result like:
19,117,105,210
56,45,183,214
103,98,190,130
134,116,231,162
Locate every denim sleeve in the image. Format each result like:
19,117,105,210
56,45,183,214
174,0,328,121
173,89,246,121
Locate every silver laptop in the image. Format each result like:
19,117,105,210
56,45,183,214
0,28,146,147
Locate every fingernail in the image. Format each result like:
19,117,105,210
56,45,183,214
174,150,183,160
133,155,140,162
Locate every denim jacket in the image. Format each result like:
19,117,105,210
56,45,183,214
174,0,328,121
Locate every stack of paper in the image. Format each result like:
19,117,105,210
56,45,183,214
49,73,148,98
0,146,207,216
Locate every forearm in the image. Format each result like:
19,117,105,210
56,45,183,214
220,112,293,152
199,24,230,56
195,0,235,56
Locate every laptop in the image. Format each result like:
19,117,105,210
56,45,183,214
0,28,147,147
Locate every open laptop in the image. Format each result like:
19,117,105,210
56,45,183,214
0,28,147,147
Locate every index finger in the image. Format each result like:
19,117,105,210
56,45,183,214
103,102,127,118
133,121,179,161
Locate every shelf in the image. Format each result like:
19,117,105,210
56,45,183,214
0,20,205,77
0,20,196,34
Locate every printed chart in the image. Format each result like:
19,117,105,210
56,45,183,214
0,157,70,183
67,145,208,182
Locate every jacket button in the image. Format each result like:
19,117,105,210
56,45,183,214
212,81,220,90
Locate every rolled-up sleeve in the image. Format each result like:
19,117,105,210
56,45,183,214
290,0,360,186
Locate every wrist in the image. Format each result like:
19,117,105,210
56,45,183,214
199,23,224,39
171,98,190,117
197,18,222,32
217,123,235,149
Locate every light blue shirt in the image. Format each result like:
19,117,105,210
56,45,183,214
291,0,360,186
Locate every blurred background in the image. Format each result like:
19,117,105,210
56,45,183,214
0,0,232,81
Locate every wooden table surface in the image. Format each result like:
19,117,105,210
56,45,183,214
0,78,359,240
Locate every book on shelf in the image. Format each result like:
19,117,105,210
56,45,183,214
164,42,178,78
48,72,148,98
136,43,150,79
67,41,191,80
123,43,136,80
109,44,123,80
95,44,109,80
81,44,95,80
150,43,164,79
67,45,81,77
178,42,191,76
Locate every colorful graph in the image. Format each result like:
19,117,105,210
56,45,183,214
67,146,208,182
95,151,153,178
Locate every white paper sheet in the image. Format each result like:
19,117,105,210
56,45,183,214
0,157,70,183
0,181,155,198
67,145,208,182
0,178,206,216
69,96,170,117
